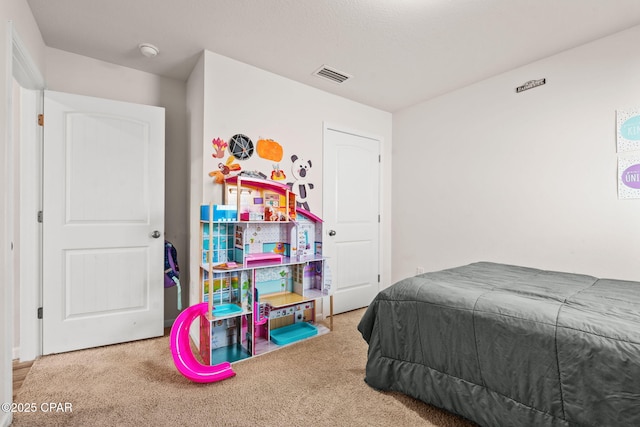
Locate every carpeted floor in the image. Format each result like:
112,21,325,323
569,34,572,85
12,308,476,427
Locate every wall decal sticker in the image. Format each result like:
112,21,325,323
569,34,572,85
211,137,228,158
617,109,640,152
256,138,284,162
618,156,640,199
287,154,314,211
228,134,254,160
271,164,286,181
209,156,241,184
515,78,546,93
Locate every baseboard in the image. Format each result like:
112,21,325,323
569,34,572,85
164,318,176,328
12,346,19,360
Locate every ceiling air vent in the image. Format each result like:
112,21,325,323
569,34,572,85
313,65,352,84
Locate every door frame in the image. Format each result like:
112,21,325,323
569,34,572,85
18,86,43,361
10,23,45,362
322,122,384,313
3,22,45,427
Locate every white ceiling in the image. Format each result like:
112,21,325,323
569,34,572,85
26,0,640,112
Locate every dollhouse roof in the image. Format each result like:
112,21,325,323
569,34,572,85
225,175,322,223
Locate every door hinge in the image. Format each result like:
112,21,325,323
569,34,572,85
38,211,43,223
378,274,380,283
37,307,43,319
378,214,380,223
379,154,381,163
38,114,44,126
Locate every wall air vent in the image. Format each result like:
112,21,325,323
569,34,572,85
313,65,352,84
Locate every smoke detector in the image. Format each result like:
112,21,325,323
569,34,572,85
138,43,159,58
313,65,352,84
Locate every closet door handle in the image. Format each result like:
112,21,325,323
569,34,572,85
151,230,161,239
328,230,336,236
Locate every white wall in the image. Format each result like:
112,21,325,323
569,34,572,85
392,25,640,283
188,50,393,307
186,54,205,309
44,48,189,324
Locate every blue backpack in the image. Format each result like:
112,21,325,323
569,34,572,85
164,240,182,310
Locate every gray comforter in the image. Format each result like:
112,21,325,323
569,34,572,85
357,262,640,427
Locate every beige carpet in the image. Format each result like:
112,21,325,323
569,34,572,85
13,308,476,427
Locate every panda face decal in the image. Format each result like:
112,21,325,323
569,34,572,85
291,155,312,180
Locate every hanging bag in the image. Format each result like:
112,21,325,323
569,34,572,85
164,240,182,310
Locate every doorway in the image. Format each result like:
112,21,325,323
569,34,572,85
3,23,46,426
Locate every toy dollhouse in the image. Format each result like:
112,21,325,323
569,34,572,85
199,175,332,365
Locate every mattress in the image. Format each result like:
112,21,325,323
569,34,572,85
357,262,640,426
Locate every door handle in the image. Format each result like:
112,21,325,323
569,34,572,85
328,230,336,236
151,230,161,239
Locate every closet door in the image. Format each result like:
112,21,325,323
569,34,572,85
323,124,381,314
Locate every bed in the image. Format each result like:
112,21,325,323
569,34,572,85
357,262,640,427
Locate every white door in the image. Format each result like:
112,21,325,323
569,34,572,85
323,124,380,314
42,90,165,354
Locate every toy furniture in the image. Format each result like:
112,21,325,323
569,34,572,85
169,302,236,383
199,176,332,366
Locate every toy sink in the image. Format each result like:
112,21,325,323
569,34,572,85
212,303,243,317
270,322,318,346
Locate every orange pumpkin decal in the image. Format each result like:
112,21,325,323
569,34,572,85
256,138,283,162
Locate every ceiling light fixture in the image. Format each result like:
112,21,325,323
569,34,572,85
138,43,159,58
